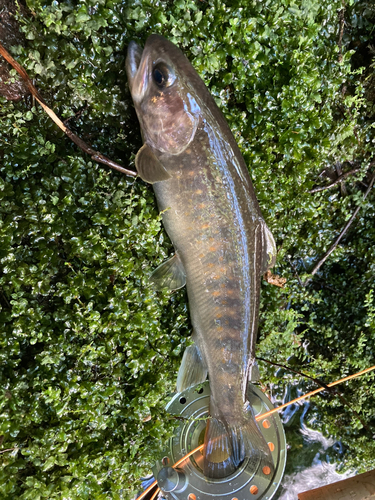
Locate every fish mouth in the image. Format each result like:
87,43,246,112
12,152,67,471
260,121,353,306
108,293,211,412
126,40,148,103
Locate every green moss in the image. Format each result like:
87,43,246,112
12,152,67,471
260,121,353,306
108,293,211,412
0,0,374,497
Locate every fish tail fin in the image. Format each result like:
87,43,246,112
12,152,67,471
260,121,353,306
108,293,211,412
203,399,274,479
203,414,236,479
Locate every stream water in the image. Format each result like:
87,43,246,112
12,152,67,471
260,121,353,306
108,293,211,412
273,381,355,499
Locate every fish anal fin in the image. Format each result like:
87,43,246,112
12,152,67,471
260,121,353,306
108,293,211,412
150,253,186,291
135,143,171,184
176,340,207,393
248,359,260,382
261,221,276,273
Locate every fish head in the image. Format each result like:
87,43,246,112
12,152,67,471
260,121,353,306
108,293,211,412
126,35,202,155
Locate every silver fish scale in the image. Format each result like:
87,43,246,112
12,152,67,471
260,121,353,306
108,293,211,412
153,125,263,415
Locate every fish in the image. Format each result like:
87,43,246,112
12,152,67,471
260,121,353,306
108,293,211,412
126,34,276,479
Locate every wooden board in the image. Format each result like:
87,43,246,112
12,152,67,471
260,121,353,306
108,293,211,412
298,469,375,500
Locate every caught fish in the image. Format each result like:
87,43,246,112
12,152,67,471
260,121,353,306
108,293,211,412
126,34,276,479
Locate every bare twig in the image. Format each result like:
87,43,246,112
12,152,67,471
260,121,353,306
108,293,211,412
257,356,328,387
0,42,137,178
63,104,88,125
286,256,304,287
0,448,16,454
304,170,375,286
309,168,361,193
257,357,371,431
259,363,375,420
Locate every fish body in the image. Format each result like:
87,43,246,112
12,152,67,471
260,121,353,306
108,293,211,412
126,35,276,478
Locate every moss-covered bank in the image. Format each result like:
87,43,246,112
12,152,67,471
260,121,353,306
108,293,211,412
0,0,374,498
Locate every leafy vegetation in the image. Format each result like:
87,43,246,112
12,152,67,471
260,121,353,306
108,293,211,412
1,0,374,498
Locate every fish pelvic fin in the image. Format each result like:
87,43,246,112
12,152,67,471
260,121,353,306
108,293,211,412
203,398,274,479
176,339,207,392
150,253,186,291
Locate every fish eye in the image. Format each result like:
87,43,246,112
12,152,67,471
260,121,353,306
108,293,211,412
152,62,175,89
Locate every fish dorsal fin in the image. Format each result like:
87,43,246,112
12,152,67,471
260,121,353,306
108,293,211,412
150,253,186,291
261,221,276,273
176,339,208,393
135,144,171,184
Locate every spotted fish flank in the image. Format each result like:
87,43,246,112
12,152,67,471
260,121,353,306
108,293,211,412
126,35,276,479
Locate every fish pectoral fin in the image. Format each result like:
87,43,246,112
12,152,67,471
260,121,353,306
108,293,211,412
176,340,208,392
261,221,277,273
150,253,186,291
135,144,171,184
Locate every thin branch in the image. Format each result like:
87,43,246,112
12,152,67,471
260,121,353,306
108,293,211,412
286,256,304,287
257,356,331,387
0,448,16,454
256,357,371,431
0,42,137,178
259,363,375,420
303,170,375,286
63,104,88,125
309,168,361,193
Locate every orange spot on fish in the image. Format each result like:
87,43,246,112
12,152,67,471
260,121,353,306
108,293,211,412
186,149,192,154
201,223,210,229
198,203,206,209
212,291,221,297
209,246,217,252
195,189,203,195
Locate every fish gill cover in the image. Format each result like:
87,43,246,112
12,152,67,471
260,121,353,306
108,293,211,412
0,0,374,498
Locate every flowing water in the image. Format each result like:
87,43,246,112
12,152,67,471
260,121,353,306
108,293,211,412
272,381,356,499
